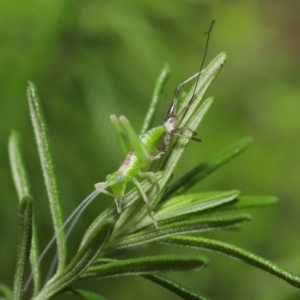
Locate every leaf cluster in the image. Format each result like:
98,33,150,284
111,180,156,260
4,53,300,300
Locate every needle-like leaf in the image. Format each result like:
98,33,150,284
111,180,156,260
8,131,30,199
141,63,171,134
37,219,115,300
27,82,66,272
164,137,253,199
143,274,209,300
157,190,239,219
136,190,240,230
200,195,279,216
163,236,300,289
80,255,208,280
61,288,106,300
13,196,33,300
110,214,251,250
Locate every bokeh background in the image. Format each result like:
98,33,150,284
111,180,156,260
1,1,300,299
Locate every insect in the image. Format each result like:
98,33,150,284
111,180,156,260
94,20,215,228
95,21,214,228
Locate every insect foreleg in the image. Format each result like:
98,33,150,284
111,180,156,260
166,71,202,119
132,177,158,228
174,71,201,102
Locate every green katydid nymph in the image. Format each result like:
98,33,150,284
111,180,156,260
94,21,215,228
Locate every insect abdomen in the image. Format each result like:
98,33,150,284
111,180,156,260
140,125,166,152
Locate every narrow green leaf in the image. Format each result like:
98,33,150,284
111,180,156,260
164,137,253,199
141,63,171,134
63,288,106,300
179,53,226,126
143,274,209,300
30,214,41,296
110,214,251,250
13,196,33,300
217,195,278,212
156,190,240,222
80,255,208,280
135,190,240,230
163,236,300,289
194,196,278,219
110,115,131,157
40,219,114,299
191,196,278,220
0,284,13,300
27,81,66,272
8,131,30,200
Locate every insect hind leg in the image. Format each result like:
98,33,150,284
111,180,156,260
133,177,158,228
139,171,160,193
166,72,202,120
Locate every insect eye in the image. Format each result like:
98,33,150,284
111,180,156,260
116,174,123,182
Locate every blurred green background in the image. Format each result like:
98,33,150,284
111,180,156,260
1,1,300,299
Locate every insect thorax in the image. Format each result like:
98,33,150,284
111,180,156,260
163,117,176,133
157,116,177,151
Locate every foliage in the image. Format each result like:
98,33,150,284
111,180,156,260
3,53,300,300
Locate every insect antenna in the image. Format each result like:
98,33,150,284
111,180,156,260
158,20,216,152
163,93,169,119
24,185,109,291
176,19,216,125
